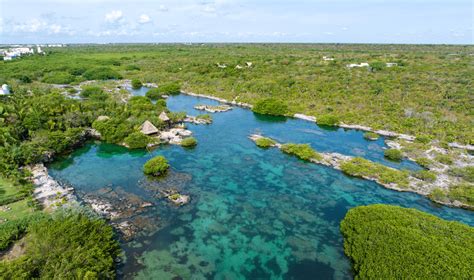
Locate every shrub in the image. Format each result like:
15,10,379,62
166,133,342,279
0,212,121,279
448,184,474,207
131,79,142,89
159,82,181,95
340,204,474,279
143,156,169,176
281,143,322,161
80,86,104,98
317,114,339,126
369,61,386,72
415,134,432,144
196,114,212,122
255,137,276,148
83,67,122,80
340,157,409,187
124,132,151,149
252,98,289,116
69,67,86,76
125,65,140,71
384,148,403,161
145,88,163,100
435,153,453,165
413,170,437,182
363,132,379,140
429,188,447,201
42,72,75,84
181,137,197,147
449,166,474,183
415,157,433,169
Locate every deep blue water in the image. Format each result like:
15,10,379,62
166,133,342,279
48,92,473,280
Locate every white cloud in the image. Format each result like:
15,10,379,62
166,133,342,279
104,10,123,23
138,14,151,24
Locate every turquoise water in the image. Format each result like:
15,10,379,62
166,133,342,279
49,94,473,279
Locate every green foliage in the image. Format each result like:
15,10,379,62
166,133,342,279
196,114,212,122
415,134,432,144
159,82,181,95
448,184,474,207
125,64,141,71
131,79,142,89
340,204,474,279
0,211,120,279
281,143,322,161
255,137,276,148
252,98,289,116
383,148,403,161
92,118,132,144
124,132,151,149
413,170,437,182
42,71,75,84
83,67,121,80
145,88,163,100
429,188,447,202
317,114,339,126
180,137,197,147
415,157,433,169
80,86,104,98
340,157,409,187
143,156,169,176
0,212,46,250
369,61,386,72
449,166,474,183
363,132,379,140
435,153,453,165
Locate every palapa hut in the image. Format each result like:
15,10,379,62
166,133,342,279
159,111,171,128
140,120,159,135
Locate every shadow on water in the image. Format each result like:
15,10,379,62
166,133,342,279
253,112,288,123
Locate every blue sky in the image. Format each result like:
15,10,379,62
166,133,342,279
0,0,472,44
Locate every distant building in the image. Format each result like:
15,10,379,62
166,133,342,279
346,62,369,68
235,65,243,69
140,120,159,135
323,56,334,61
245,62,253,67
0,84,10,95
216,63,227,68
386,62,398,67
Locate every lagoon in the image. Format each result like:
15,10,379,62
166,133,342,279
48,94,473,279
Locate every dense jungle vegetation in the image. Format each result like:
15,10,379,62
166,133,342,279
1,43,472,144
340,204,474,279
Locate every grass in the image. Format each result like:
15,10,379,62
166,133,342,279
0,200,36,222
0,178,29,206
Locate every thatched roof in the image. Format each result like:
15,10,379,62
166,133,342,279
140,120,159,135
159,111,170,122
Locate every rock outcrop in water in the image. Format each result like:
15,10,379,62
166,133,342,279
194,104,232,113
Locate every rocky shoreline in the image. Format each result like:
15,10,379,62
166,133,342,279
194,104,232,113
249,134,472,210
28,164,78,210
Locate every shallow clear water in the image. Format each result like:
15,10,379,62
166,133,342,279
49,93,473,280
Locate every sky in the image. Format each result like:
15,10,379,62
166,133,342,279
0,0,472,44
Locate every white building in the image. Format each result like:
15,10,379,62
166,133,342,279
245,62,253,67
386,62,398,67
323,56,334,61
346,62,369,68
0,84,10,95
216,63,227,68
